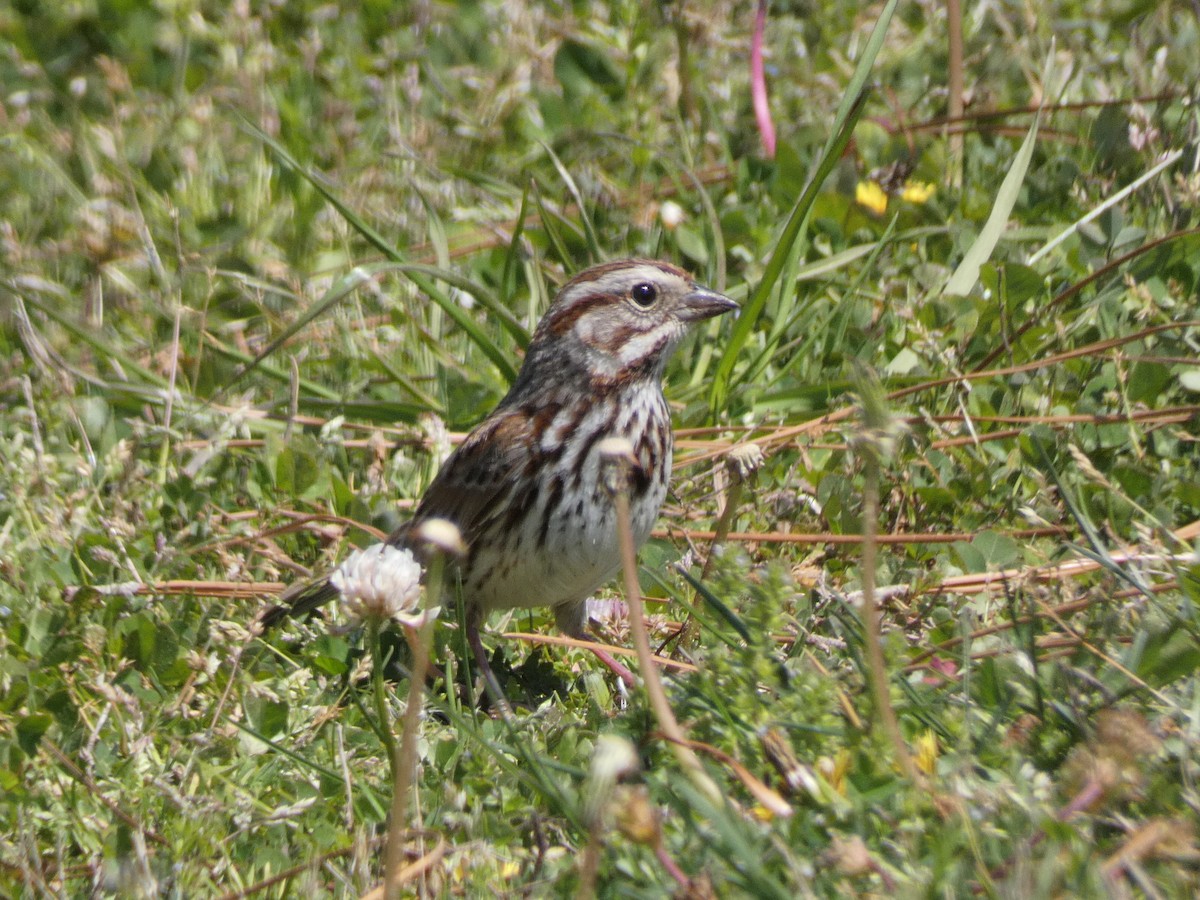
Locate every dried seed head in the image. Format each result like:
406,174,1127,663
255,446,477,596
726,442,764,481
613,785,660,846
597,436,638,495
659,200,685,231
584,734,640,828
413,518,467,558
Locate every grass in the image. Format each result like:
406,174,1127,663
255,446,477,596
2,0,1199,896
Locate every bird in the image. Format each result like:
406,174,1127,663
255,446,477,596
260,258,737,701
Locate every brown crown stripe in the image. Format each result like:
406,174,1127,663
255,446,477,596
564,258,688,287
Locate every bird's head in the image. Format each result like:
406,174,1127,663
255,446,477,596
527,259,738,383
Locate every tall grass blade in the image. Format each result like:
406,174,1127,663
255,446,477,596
709,0,899,413
943,112,1041,296
540,141,601,263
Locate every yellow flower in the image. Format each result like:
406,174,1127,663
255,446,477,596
855,180,888,215
915,729,939,775
817,749,852,795
499,860,521,879
900,180,936,204
749,804,777,823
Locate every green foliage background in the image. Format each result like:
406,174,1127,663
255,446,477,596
1,0,1198,896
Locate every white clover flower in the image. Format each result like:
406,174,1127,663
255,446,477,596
331,544,435,627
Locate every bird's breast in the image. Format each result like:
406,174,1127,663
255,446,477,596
467,384,672,615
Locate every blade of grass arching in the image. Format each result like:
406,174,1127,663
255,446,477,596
395,262,527,347
736,232,899,394
306,397,428,423
1028,148,1183,265
204,334,342,400
246,119,525,370
707,96,863,412
18,291,169,389
642,575,743,651
407,270,519,381
944,46,1065,295
223,265,378,393
500,182,532,308
750,381,852,415
216,269,307,306
540,141,601,263
943,111,1041,296
709,0,898,413
796,238,888,281
531,180,578,269
367,348,445,416
245,117,400,261
228,261,521,389
674,566,753,643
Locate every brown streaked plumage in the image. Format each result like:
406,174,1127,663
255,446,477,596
260,259,737,701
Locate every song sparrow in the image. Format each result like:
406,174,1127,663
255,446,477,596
261,259,737,696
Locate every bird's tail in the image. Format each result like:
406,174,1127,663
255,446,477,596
257,575,340,630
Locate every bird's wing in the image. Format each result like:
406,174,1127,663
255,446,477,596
394,405,545,550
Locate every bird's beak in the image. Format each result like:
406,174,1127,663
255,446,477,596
679,285,739,322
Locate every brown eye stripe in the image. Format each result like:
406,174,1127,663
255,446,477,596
544,292,614,336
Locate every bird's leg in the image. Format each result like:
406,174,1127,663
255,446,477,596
555,600,637,690
582,641,637,692
465,603,513,718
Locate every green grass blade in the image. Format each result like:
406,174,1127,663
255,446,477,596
244,118,524,380
17,290,168,389
1029,148,1183,265
531,179,579,268
540,141,601,263
708,89,868,413
943,113,1041,296
674,565,752,643
709,0,898,413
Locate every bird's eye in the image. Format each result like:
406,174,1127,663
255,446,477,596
630,282,658,307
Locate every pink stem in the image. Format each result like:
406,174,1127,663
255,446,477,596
751,0,776,158
655,844,690,888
